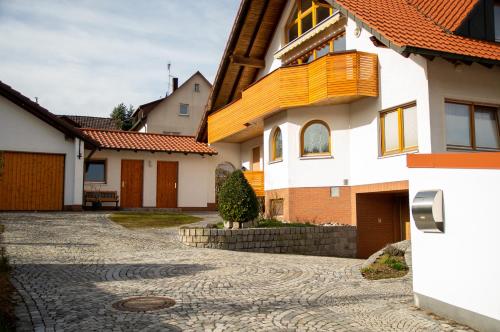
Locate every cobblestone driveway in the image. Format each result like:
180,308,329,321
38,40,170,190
0,213,471,331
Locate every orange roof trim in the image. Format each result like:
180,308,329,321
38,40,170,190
82,129,217,155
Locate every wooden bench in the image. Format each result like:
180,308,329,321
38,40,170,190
84,191,119,209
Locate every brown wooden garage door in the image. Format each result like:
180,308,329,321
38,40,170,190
0,151,65,211
356,193,401,258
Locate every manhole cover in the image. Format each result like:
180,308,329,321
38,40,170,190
112,297,176,312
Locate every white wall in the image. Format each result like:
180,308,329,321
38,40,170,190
264,105,351,190
84,144,240,208
409,166,500,327
427,59,500,152
0,96,83,207
240,136,263,171
346,17,431,186
146,74,211,136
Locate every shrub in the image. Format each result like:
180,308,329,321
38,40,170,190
217,170,259,223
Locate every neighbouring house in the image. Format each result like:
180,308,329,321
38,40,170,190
197,0,500,329
131,72,212,135
59,115,120,130
81,129,232,210
0,80,99,211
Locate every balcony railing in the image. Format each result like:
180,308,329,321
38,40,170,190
243,171,264,197
208,50,378,143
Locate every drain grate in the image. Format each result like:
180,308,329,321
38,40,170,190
112,296,176,312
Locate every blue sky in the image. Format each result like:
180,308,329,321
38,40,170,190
0,0,240,117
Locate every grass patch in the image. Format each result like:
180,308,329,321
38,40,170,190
0,225,15,332
108,212,202,229
361,254,409,280
215,219,316,229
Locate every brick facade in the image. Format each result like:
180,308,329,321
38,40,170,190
265,180,409,225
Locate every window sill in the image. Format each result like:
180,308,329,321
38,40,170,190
178,114,190,117
299,155,334,160
378,150,418,159
446,146,500,152
84,181,107,185
269,159,283,165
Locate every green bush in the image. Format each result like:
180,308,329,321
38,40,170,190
217,170,259,223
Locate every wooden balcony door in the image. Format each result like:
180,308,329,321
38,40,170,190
157,161,178,208
120,160,143,208
252,147,261,171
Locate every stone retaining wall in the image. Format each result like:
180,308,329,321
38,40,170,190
178,226,357,257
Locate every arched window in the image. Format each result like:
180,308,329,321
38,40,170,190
271,127,283,161
286,0,333,42
301,120,331,156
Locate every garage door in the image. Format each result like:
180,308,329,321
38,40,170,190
356,193,401,258
0,151,65,211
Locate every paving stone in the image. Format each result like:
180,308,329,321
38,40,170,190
0,212,474,332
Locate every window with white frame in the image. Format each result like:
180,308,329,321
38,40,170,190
194,83,200,92
445,101,500,151
179,103,189,116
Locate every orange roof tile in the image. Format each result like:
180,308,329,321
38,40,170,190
334,0,500,63
82,129,217,155
407,0,479,31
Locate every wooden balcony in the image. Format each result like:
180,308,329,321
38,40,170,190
243,171,264,197
208,50,378,143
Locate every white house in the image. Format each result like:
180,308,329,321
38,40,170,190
0,80,98,211
81,129,239,210
197,0,500,329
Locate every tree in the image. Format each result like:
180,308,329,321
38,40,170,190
217,170,259,225
111,103,135,130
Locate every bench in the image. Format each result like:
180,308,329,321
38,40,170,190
84,191,119,209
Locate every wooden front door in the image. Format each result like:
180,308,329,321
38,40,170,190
0,151,64,211
120,160,143,208
252,147,260,171
156,161,178,208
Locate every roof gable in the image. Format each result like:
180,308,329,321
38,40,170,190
131,71,212,131
0,80,98,146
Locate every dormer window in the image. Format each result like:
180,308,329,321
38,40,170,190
286,0,333,43
495,0,500,42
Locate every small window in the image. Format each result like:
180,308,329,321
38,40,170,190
301,120,331,156
271,127,283,161
445,101,500,151
380,103,418,156
85,160,106,183
179,103,189,116
194,83,200,92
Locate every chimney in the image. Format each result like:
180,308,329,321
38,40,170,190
172,77,179,93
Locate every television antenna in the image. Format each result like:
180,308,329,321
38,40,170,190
166,61,172,96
